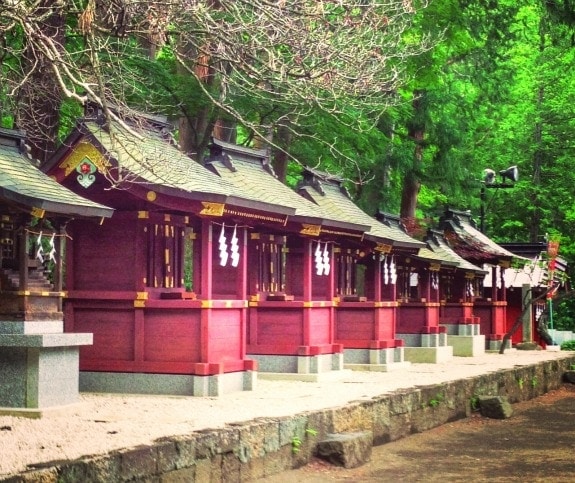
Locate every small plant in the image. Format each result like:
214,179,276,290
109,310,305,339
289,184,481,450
531,376,538,388
517,377,524,390
428,392,444,408
291,436,303,453
292,427,318,453
560,340,575,351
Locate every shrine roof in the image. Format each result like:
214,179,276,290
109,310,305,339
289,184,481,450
425,230,487,275
206,139,369,233
297,169,424,250
78,121,293,215
0,128,113,218
439,208,518,264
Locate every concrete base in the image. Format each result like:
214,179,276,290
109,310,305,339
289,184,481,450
249,352,343,373
343,347,411,372
0,321,91,413
80,370,256,397
447,334,486,357
487,338,512,351
442,323,481,336
257,369,352,382
395,332,453,363
403,345,453,363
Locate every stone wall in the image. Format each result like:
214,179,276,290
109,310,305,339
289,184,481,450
5,356,575,483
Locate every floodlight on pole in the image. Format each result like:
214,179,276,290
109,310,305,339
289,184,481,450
480,165,519,233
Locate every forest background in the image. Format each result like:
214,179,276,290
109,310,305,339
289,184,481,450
2,0,575,323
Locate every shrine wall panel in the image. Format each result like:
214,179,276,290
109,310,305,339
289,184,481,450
335,309,375,341
308,307,331,345
143,309,201,362
250,308,302,346
207,309,244,363
70,219,138,291
474,303,497,336
312,274,328,299
397,305,426,333
286,252,304,298
73,308,134,361
211,264,239,299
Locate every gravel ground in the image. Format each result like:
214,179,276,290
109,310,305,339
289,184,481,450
0,350,571,478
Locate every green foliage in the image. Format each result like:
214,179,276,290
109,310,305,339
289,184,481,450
291,427,318,454
560,340,575,351
551,295,575,332
517,377,524,390
428,392,444,408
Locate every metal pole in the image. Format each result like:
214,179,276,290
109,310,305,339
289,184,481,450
480,186,486,233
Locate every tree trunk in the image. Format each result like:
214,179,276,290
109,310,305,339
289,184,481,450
271,124,292,183
399,92,426,222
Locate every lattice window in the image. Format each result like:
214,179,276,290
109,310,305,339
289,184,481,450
146,222,185,289
252,234,286,293
336,248,358,297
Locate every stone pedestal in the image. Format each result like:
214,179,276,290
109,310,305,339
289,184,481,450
0,321,92,418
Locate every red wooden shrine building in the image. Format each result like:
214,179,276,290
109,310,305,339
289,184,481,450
297,169,455,365
424,229,487,356
439,209,519,350
0,127,113,414
41,108,533,396
43,112,323,395
206,141,373,378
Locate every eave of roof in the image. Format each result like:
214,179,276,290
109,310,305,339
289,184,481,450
298,170,424,250
0,134,113,219
425,231,487,275
206,149,369,234
440,209,518,263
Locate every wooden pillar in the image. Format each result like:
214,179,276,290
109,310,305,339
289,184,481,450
18,227,28,292
238,227,248,360
420,268,431,301
326,243,335,300
54,224,65,312
374,255,383,303
491,266,498,302
200,220,213,363
302,238,313,346
236,227,248,299
500,267,507,302
201,220,213,299
303,239,313,301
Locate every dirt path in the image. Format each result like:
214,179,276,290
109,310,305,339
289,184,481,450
259,385,575,482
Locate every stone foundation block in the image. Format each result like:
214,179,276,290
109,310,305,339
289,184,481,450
478,395,513,419
316,431,372,468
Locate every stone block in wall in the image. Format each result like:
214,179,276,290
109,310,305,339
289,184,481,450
159,467,196,483
478,396,513,419
119,445,157,480
316,431,373,469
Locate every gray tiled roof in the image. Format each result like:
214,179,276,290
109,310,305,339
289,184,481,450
298,179,424,250
440,209,517,263
207,142,368,232
0,131,113,218
425,231,487,274
84,121,234,197
83,122,294,215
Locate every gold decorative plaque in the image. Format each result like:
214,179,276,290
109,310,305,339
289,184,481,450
200,202,225,216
